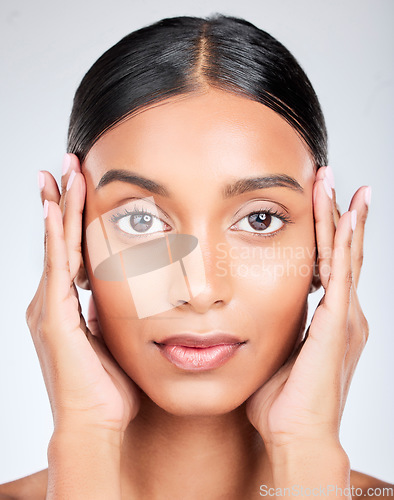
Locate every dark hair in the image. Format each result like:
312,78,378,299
67,14,328,168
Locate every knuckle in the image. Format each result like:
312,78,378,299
72,242,82,255
36,317,53,344
344,333,351,356
353,316,369,349
362,316,369,343
25,303,34,327
45,255,71,275
346,270,353,285
359,210,368,225
354,251,364,267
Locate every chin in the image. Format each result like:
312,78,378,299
142,378,251,417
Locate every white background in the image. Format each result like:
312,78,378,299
1,0,393,484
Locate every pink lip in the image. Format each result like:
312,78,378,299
154,332,246,371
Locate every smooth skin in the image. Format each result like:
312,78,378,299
1,89,393,499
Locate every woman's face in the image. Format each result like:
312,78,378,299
81,88,317,416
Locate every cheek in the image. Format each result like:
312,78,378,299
226,235,315,371
86,275,155,386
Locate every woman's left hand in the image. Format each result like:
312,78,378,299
246,166,371,456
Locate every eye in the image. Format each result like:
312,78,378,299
109,207,170,238
231,209,290,236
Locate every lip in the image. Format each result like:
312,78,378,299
156,332,245,348
154,332,246,371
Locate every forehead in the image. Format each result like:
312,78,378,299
83,88,314,188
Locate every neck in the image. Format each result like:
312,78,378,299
120,392,273,499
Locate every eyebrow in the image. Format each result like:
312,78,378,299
223,174,304,197
95,169,304,197
96,169,169,196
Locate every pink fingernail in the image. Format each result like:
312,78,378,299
323,176,333,199
62,153,72,175
37,171,45,191
364,186,372,206
351,210,357,231
66,169,76,191
325,165,335,189
43,199,49,219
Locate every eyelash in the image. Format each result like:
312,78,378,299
109,204,293,239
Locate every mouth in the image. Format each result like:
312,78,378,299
153,332,247,371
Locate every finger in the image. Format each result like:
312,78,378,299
333,198,341,228
325,166,341,229
42,200,80,334
317,164,341,227
347,185,371,289
62,169,86,280
27,173,63,327
322,209,356,325
37,168,63,293
59,153,81,214
33,156,83,337
313,166,336,289
37,154,81,285
38,170,61,205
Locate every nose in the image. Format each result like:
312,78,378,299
168,233,233,314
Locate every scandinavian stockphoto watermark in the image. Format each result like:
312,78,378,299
259,484,394,497
215,242,341,280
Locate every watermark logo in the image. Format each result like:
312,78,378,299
259,484,394,497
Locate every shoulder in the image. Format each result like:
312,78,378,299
0,469,47,500
0,467,392,499
351,469,394,499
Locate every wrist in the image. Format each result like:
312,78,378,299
270,439,349,468
51,419,124,449
268,439,351,497
50,423,124,450
47,428,123,499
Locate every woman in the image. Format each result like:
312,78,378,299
1,13,392,499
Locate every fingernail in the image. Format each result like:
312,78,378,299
37,171,45,192
364,186,372,207
43,199,49,219
325,165,335,189
66,169,76,191
351,209,357,231
62,153,72,176
323,176,333,199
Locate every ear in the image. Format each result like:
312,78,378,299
75,256,91,290
309,259,322,294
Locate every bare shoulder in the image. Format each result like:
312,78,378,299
351,469,394,499
0,469,47,500
0,467,392,499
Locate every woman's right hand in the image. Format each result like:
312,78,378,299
26,153,141,438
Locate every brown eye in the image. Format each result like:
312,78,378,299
248,212,271,231
233,211,284,235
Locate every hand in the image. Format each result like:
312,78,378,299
246,166,370,454
26,154,141,437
